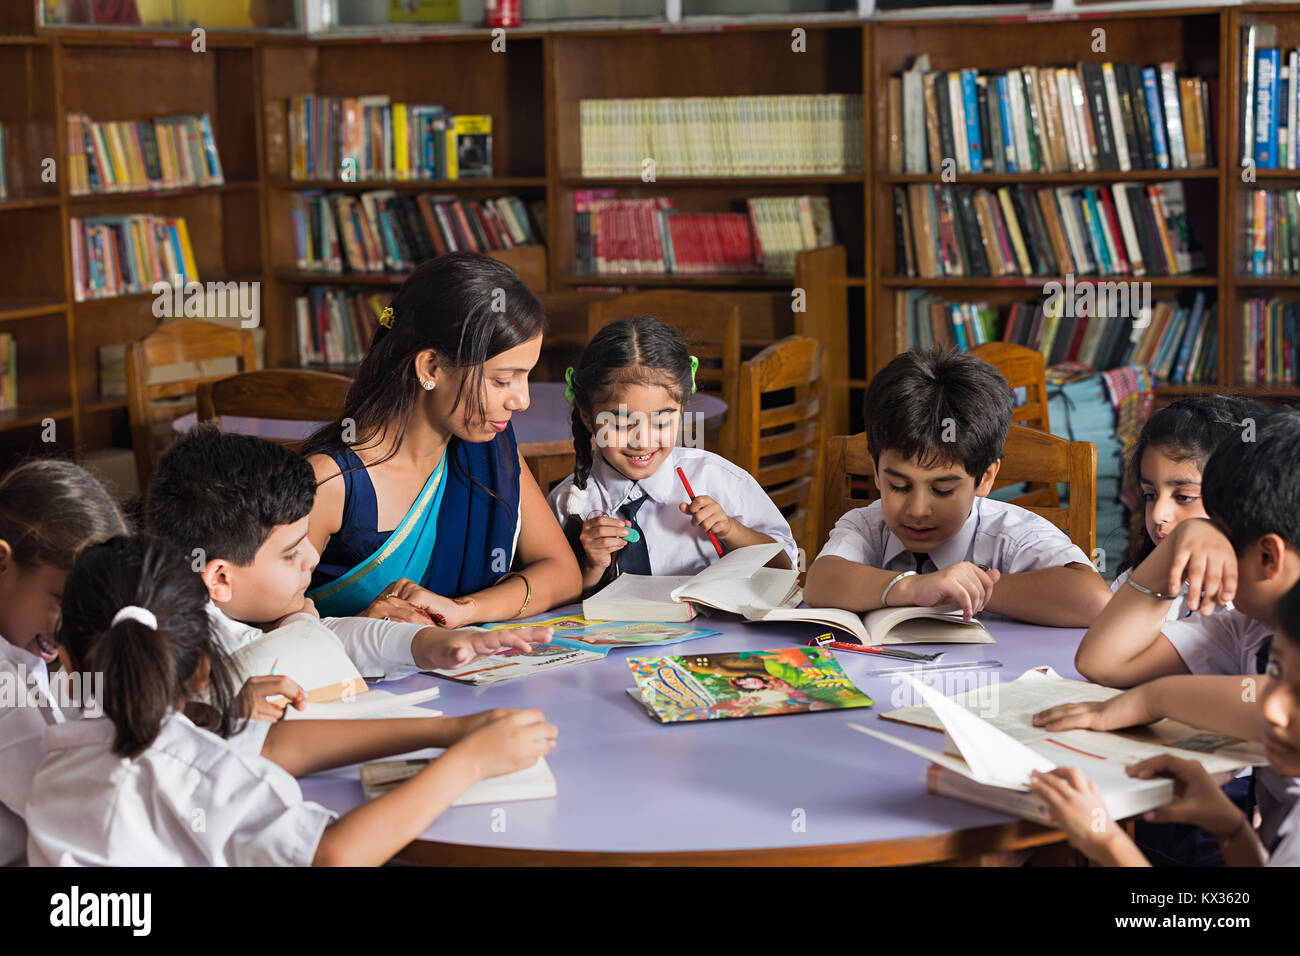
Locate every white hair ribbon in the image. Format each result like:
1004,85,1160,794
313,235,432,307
111,606,158,630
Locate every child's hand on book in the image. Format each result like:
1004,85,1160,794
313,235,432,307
238,675,306,722
578,516,633,570
1028,767,1131,864
1146,517,1237,615
1032,686,1157,733
1126,754,1244,837
453,708,558,780
680,495,733,540
421,625,555,670
893,562,1000,620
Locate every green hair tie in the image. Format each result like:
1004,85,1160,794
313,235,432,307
690,355,699,394
564,366,576,404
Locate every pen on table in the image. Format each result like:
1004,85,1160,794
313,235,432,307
675,466,725,557
808,634,943,662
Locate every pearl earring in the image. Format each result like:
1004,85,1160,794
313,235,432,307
422,380,435,391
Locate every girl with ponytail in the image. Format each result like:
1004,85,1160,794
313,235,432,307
26,535,557,866
547,316,796,595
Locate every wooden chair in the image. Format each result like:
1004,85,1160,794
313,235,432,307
587,290,742,461
737,336,827,561
970,341,1057,509
196,368,353,449
820,425,1096,557
126,320,258,493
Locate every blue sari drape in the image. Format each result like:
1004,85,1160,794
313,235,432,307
307,425,522,617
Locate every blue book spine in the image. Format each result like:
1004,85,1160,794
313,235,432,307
1172,291,1206,384
996,76,1017,172
1256,49,1282,169
962,69,983,172
950,305,969,350
1082,190,1112,273
1142,68,1170,170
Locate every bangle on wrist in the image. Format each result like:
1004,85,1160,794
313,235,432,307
1126,577,1184,601
496,571,532,619
881,570,916,608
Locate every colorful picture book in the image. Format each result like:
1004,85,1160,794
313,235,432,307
626,647,874,723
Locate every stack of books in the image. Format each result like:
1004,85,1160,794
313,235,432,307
890,60,1213,174
287,96,493,181
294,286,385,368
291,191,541,274
573,191,834,277
67,113,224,194
896,288,1217,386
893,180,1204,279
70,214,199,301
578,94,864,177
1243,187,1300,276
1238,297,1298,387
0,333,15,411
1241,24,1300,169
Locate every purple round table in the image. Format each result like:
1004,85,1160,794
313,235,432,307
172,382,728,456
299,611,1086,865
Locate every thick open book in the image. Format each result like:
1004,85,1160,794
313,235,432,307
226,619,442,719
850,668,1265,826
359,755,556,806
584,543,993,646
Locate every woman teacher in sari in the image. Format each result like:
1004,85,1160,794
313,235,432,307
302,252,582,627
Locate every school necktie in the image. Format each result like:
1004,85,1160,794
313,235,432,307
617,493,652,576
1256,635,1274,675
912,551,930,574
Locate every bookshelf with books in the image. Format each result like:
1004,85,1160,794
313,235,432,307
870,8,1230,400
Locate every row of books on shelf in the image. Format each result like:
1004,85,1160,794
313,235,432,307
70,214,199,302
573,191,835,277
67,113,224,195
291,191,542,275
1244,188,1300,277
1242,25,1300,169
898,288,1217,385
287,97,493,181
294,287,382,368
0,334,15,411
578,95,864,178
1240,297,1298,386
894,180,1203,280
891,59,1213,176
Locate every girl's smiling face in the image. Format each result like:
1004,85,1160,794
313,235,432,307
1139,445,1209,546
584,382,683,481
0,546,67,663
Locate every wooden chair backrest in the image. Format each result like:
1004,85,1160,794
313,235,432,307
196,368,352,428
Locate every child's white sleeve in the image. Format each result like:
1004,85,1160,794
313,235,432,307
318,615,426,680
1160,610,1269,676
814,506,881,565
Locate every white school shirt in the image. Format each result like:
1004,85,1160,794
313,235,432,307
207,602,425,681
1110,568,1193,622
547,445,798,576
26,710,336,867
0,638,71,867
817,495,1092,575
1267,795,1300,865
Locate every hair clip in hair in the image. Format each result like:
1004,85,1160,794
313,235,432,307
689,355,699,395
564,366,577,404
111,605,158,630
378,306,395,329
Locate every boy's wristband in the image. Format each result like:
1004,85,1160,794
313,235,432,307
1126,577,1183,601
881,570,916,607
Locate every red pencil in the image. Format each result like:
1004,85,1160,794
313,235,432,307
675,466,725,557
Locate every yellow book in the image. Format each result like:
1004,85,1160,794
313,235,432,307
103,123,130,192
393,103,409,181
172,217,200,282
449,114,493,180
997,187,1033,275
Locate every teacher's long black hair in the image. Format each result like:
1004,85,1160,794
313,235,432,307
302,252,546,468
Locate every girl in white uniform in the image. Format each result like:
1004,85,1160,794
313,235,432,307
1111,395,1267,619
548,315,796,595
26,534,557,867
0,460,128,865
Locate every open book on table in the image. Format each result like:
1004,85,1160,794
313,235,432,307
358,755,556,807
226,619,442,719
583,543,993,646
849,667,1266,826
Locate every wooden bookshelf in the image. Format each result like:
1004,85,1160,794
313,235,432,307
11,5,1300,469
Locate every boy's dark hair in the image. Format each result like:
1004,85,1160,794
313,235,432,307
0,458,129,570
1121,394,1269,573
863,348,1012,478
60,534,239,757
1278,578,1300,650
1202,408,1300,554
567,315,693,491
146,423,316,566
